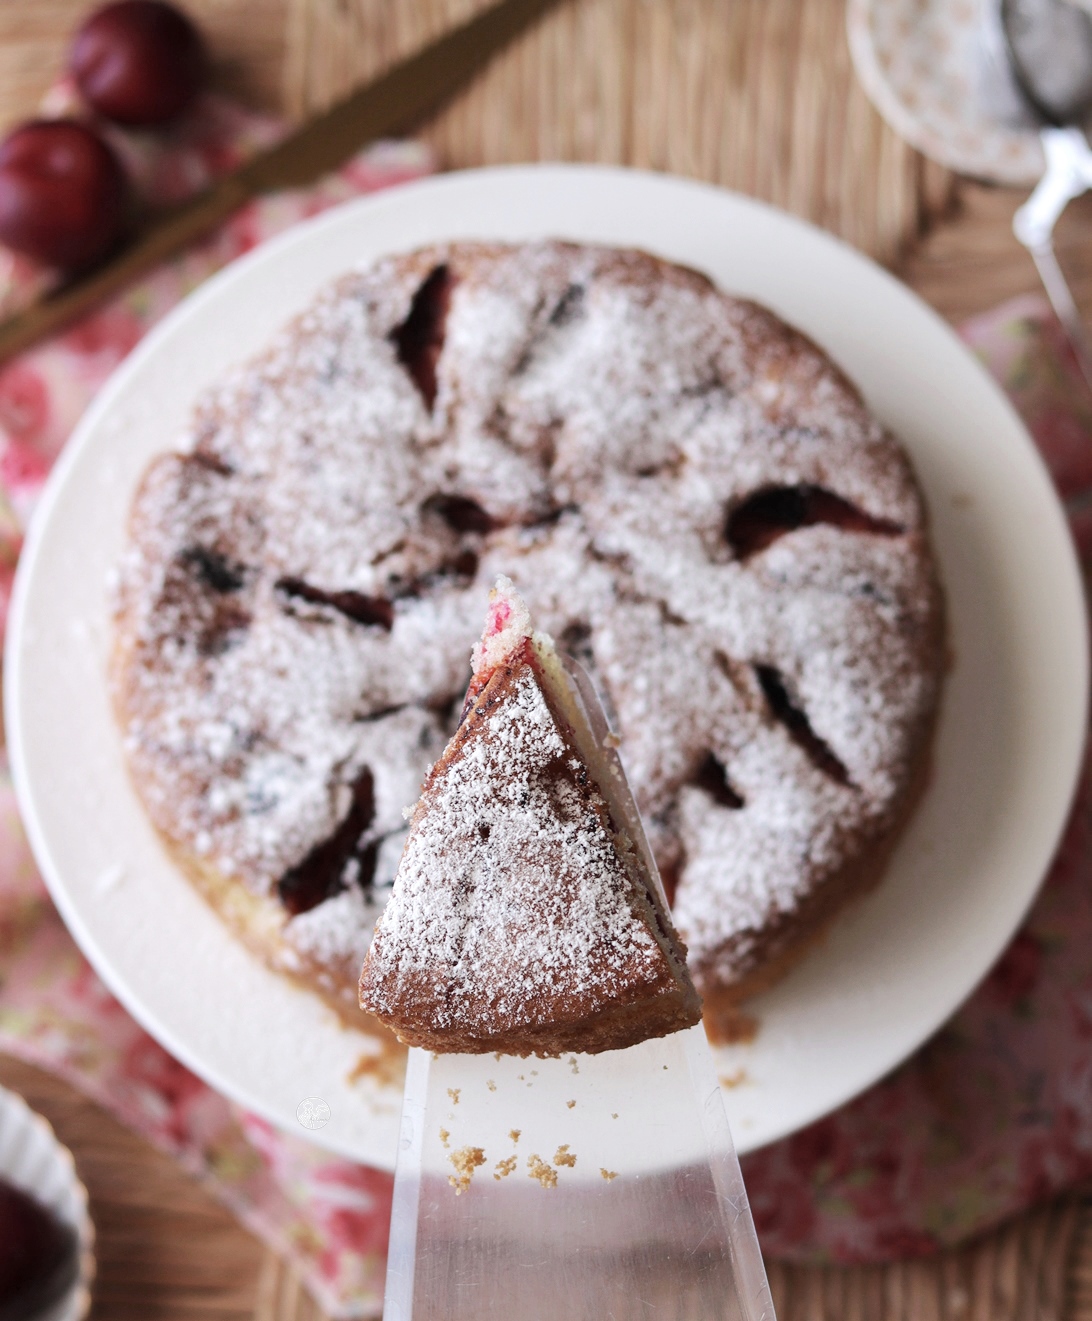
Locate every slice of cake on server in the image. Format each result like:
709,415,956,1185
359,576,701,1056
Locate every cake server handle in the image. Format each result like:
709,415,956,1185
382,1026,775,1321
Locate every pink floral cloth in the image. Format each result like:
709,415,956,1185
0,100,1089,1310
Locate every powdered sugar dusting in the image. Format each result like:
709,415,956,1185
113,240,943,998
361,661,670,1035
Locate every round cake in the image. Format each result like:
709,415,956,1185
112,240,944,1028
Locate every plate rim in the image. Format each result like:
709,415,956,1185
6,162,1088,1162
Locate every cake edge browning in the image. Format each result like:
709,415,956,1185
160,831,393,1034
701,717,939,1041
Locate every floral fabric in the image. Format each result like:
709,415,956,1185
0,98,1089,1313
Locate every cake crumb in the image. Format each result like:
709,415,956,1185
346,1047,405,1090
600,1168,618,1181
566,1100,576,1109
494,1156,517,1180
509,1129,521,1143
720,1068,750,1089
486,1079,497,1092
554,1144,577,1168
704,1008,759,1046
448,1146,486,1194
611,1113,618,1119
528,1154,558,1189
569,1057,580,1075
439,1128,450,1148
447,1088,460,1104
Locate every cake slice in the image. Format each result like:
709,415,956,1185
358,577,702,1056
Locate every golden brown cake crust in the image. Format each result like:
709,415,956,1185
359,639,702,1056
112,239,945,1015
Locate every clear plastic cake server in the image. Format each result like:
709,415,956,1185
381,657,776,1321
384,1025,774,1321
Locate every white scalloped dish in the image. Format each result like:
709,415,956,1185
0,1084,94,1321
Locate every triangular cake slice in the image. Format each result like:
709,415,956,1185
358,577,702,1056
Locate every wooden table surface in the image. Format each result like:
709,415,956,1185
0,2,1090,1318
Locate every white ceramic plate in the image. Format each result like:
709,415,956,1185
6,166,1087,1163
0,1084,95,1321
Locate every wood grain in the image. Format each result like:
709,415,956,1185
284,0,953,268
1071,1199,1092,1321
902,180,1092,327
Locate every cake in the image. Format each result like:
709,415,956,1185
358,577,702,1055
111,239,944,1027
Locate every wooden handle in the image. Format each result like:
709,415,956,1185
0,173,255,364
